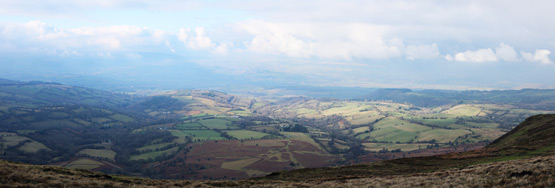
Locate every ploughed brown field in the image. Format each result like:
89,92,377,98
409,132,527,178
148,138,339,179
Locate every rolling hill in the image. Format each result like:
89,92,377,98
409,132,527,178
2,78,555,181
0,114,553,187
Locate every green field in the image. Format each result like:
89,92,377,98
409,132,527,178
359,117,432,143
198,119,234,129
14,130,37,135
0,86,41,96
130,146,179,161
171,129,226,141
72,118,91,126
352,126,370,134
229,109,251,116
0,132,31,147
465,122,499,128
48,112,69,119
413,118,457,127
91,117,112,124
77,149,116,161
470,128,506,141
224,130,271,140
416,129,472,143
18,141,50,153
295,108,320,117
442,105,482,116
109,114,134,122
347,113,383,126
30,119,79,128
176,122,205,130
64,158,104,170
321,103,362,115
362,143,429,152
169,130,188,143
137,143,173,152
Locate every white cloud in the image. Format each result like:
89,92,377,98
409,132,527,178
0,21,168,55
445,48,498,63
212,42,232,55
91,37,121,49
178,27,215,50
240,21,312,57
405,43,440,60
190,27,214,49
495,43,519,62
178,27,232,55
521,50,553,65
239,20,403,60
445,43,522,63
178,28,189,42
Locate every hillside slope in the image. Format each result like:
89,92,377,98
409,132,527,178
487,114,555,154
0,114,554,187
1,150,553,187
260,114,555,181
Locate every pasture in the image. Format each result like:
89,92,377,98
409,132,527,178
76,149,116,161
109,114,134,122
416,129,472,143
199,119,235,129
442,105,482,116
130,147,179,161
362,143,429,152
137,143,173,152
179,130,226,141
224,130,271,140
362,117,432,143
64,158,104,170
176,122,205,130
18,141,50,153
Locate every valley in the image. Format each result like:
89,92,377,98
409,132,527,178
1,113,554,187
1,78,554,179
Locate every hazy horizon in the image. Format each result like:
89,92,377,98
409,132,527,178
1,0,555,90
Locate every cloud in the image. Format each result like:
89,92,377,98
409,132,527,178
178,27,214,49
212,42,232,55
0,21,168,55
178,28,189,43
239,20,403,60
521,50,553,65
189,27,214,49
445,48,498,63
495,43,519,62
405,43,440,60
178,27,232,55
445,43,522,63
240,21,313,57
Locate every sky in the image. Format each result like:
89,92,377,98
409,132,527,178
1,0,555,90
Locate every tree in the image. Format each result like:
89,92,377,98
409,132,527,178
283,124,308,133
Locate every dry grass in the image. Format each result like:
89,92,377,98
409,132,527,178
1,154,554,187
314,154,555,188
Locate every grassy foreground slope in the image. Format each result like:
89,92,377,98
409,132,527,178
487,114,555,153
0,114,554,187
0,153,553,187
